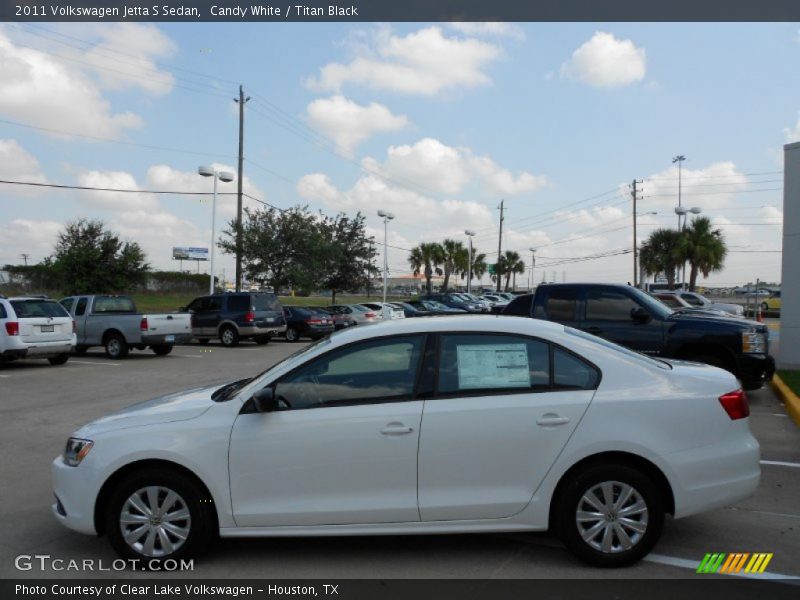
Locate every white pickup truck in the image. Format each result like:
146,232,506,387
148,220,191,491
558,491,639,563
59,295,192,359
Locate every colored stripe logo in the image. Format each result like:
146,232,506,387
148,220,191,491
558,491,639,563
696,553,773,574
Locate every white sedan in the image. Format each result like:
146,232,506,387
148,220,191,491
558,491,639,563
52,316,759,567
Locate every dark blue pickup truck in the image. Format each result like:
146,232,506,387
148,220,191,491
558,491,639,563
503,283,775,390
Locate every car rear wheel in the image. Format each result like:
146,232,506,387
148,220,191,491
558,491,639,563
104,333,129,359
152,345,173,356
254,335,271,345
285,327,299,342
48,353,70,366
106,468,214,564
219,326,239,348
555,463,664,567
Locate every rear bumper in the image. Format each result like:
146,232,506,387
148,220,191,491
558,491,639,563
141,333,193,345
2,339,73,358
238,323,287,337
738,353,775,389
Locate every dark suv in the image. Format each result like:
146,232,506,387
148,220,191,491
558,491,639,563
184,292,286,347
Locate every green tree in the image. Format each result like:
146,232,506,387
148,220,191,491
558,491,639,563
50,219,149,295
496,250,525,292
679,217,728,292
408,242,444,295
639,228,684,290
317,212,377,303
462,250,487,287
440,238,469,292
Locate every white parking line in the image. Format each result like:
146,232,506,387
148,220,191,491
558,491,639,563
0,374,9,378
760,460,800,469
69,360,120,367
173,354,205,359
646,553,800,582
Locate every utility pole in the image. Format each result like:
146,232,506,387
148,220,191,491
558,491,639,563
234,85,250,292
631,179,642,287
496,199,504,292
20,253,29,266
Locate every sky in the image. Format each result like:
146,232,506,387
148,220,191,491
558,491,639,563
0,21,797,288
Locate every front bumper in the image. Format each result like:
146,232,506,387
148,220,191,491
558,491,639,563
51,456,102,535
737,353,776,388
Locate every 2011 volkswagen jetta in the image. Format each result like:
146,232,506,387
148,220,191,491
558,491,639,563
52,316,759,567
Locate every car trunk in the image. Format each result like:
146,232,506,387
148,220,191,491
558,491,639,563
10,300,73,343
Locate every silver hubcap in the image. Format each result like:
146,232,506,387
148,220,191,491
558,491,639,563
108,339,120,355
576,480,648,554
120,486,191,558
222,330,234,344
287,329,296,341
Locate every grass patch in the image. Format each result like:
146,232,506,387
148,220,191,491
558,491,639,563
129,293,413,312
777,369,800,397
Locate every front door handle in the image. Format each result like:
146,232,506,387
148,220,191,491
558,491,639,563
537,414,570,427
381,422,414,435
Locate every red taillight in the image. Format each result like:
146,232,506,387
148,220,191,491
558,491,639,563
5,321,19,336
139,317,148,332
719,389,749,420
364,312,376,318
245,310,255,323
307,318,322,324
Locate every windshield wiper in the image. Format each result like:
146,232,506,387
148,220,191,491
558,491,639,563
212,377,253,402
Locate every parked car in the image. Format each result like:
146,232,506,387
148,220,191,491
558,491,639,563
651,292,736,318
327,304,381,325
458,293,492,312
313,307,356,330
283,306,335,342
657,291,744,317
407,300,467,315
182,292,285,348
52,315,759,568
387,302,432,318
360,302,405,320
421,293,483,313
502,284,774,390
761,291,781,314
59,295,191,359
1,295,75,366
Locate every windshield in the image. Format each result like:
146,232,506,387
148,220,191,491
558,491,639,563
250,337,332,382
566,327,671,370
627,288,674,319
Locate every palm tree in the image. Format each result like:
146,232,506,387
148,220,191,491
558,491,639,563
497,250,525,292
408,242,444,295
679,217,727,291
462,250,487,287
440,238,469,292
639,228,684,290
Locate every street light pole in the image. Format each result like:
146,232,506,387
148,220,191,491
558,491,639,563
465,230,475,294
528,248,536,292
199,166,235,295
673,155,686,229
377,210,394,305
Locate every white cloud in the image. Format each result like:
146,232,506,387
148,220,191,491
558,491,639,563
361,137,547,197
642,161,748,212
447,23,525,41
306,95,409,157
560,32,646,88
76,170,159,211
0,30,142,137
785,115,800,143
306,26,503,96
0,219,63,264
0,139,48,190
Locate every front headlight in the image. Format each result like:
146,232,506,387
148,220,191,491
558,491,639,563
63,438,93,467
742,332,766,354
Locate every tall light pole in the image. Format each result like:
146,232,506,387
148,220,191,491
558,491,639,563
465,230,476,294
528,248,536,292
199,166,235,295
377,210,394,305
672,155,686,229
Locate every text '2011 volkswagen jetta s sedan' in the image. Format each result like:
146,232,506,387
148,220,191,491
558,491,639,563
52,316,759,567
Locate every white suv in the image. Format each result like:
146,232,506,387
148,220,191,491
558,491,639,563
0,295,76,366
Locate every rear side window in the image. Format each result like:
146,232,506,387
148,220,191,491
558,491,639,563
253,294,281,311
10,299,69,318
93,296,136,313
541,288,579,321
0,303,6,319
586,289,640,321
553,348,600,390
227,296,250,311
75,298,87,316
437,334,551,395
503,294,533,317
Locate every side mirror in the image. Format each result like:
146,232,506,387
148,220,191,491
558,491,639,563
631,306,651,323
252,387,279,413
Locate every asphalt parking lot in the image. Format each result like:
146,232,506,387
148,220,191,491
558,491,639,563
0,338,798,581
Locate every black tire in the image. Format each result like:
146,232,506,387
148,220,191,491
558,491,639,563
197,339,210,345
104,333,129,359
73,346,89,355
254,335,271,345
285,327,299,342
219,325,239,348
152,345,173,356
48,353,70,366
554,463,664,567
105,467,214,564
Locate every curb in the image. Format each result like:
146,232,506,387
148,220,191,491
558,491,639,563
770,374,800,427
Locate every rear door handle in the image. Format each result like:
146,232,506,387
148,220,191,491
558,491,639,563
381,423,414,435
537,414,570,427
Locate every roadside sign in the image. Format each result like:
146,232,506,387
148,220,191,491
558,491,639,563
173,247,209,261
488,264,497,275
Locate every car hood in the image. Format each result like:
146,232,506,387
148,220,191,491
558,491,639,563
667,312,766,331
74,383,223,437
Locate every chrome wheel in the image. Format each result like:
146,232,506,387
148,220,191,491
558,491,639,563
221,328,235,345
120,486,191,558
576,480,648,554
107,338,121,357
286,328,298,342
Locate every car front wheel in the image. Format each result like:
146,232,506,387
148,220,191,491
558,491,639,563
219,326,239,347
48,353,70,366
104,334,129,359
285,327,299,342
555,463,664,567
106,468,214,564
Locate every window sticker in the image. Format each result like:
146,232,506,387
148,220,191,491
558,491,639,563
456,343,530,389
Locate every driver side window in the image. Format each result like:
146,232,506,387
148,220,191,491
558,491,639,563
274,335,425,410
